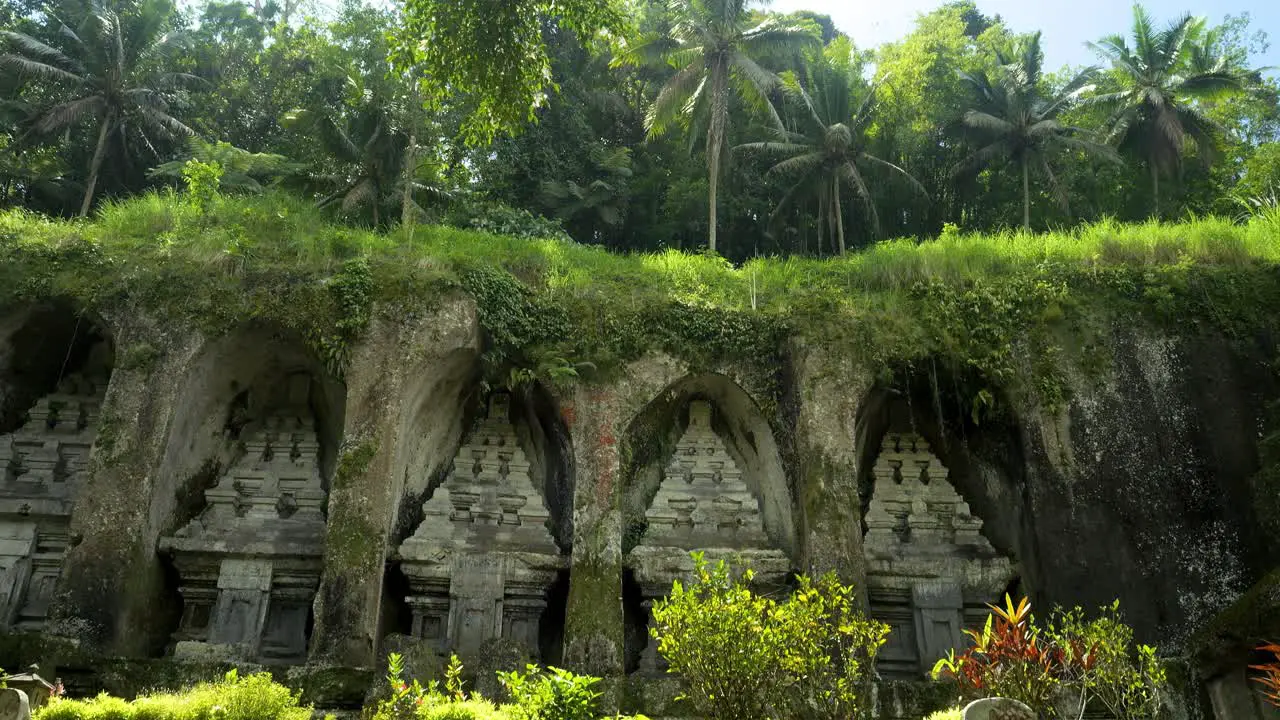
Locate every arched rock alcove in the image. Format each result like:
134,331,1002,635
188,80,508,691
853,366,1026,678
0,302,114,631
151,324,345,663
389,376,575,667
620,373,797,673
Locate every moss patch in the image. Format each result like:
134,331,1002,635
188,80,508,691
1191,568,1280,674
5,195,1280,410
563,558,624,675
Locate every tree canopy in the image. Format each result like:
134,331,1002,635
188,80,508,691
1,0,1275,258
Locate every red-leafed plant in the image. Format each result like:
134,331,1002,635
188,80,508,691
933,595,1069,713
1251,642,1280,707
932,596,1167,719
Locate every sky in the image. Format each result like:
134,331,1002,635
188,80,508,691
765,0,1280,73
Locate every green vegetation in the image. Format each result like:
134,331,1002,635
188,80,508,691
370,652,644,720
3,0,1276,261
932,596,1167,719
650,553,888,720
4,189,1280,416
35,670,313,720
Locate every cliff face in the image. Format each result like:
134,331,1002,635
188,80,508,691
1017,326,1276,646
2,209,1279,717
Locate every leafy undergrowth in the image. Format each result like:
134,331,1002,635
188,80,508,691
36,671,312,720
4,190,1280,405
34,665,649,720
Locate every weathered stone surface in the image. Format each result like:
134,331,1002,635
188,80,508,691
310,297,480,666
961,697,1035,720
862,432,1014,677
0,363,108,632
1016,325,1276,647
0,688,31,720
1206,666,1280,720
43,309,191,657
397,393,564,663
159,372,327,664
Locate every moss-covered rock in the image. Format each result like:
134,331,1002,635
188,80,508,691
1191,569,1280,675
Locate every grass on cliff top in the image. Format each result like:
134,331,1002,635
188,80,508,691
5,189,1280,396
5,189,1280,314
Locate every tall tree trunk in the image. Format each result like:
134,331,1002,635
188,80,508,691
80,113,113,218
1150,161,1160,219
402,82,422,231
705,63,728,254
834,174,846,255
707,150,719,252
401,135,417,227
1021,155,1030,231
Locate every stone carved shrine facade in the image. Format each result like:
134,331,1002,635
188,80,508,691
862,432,1014,677
159,372,327,663
0,356,109,631
397,393,565,660
627,400,791,673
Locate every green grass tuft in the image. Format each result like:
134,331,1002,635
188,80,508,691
4,190,1280,408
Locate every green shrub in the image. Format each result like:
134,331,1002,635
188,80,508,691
36,671,312,720
651,552,889,720
922,708,963,720
498,665,600,720
420,700,509,720
932,596,1167,719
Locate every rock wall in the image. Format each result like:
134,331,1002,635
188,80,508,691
0,297,1275,719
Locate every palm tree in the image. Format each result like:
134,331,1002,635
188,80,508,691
737,43,923,255
619,0,818,252
539,146,632,240
1088,5,1256,218
956,32,1118,230
0,0,202,216
283,99,408,227
149,137,301,193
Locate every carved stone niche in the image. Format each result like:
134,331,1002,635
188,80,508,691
862,432,1015,678
1207,666,1280,720
626,400,791,674
0,349,110,632
396,392,565,661
159,372,326,664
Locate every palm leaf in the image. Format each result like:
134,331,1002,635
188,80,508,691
646,61,704,136
34,95,105,133
0,30,85,75
768,151,824,177
0,54,85,84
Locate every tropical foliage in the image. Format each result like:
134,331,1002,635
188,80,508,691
650,553,888,720
739,39,924,253
932,596,1167,719
1088,6,1258,217
955,32,1117,229
0,0,1274,257
1,0,202,215
1253,643,1280,708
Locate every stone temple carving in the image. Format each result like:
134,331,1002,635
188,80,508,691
862,432,1014,677
0,361,109,631
397,393,564,659
159,372,326,663
628,400,790,673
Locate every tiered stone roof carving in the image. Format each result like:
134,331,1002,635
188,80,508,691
159,372,327,663
864,432,998,559
400,393,556,558
0,370,108,631
638,401,771,552
862,432,1014,678
398,393,563,659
